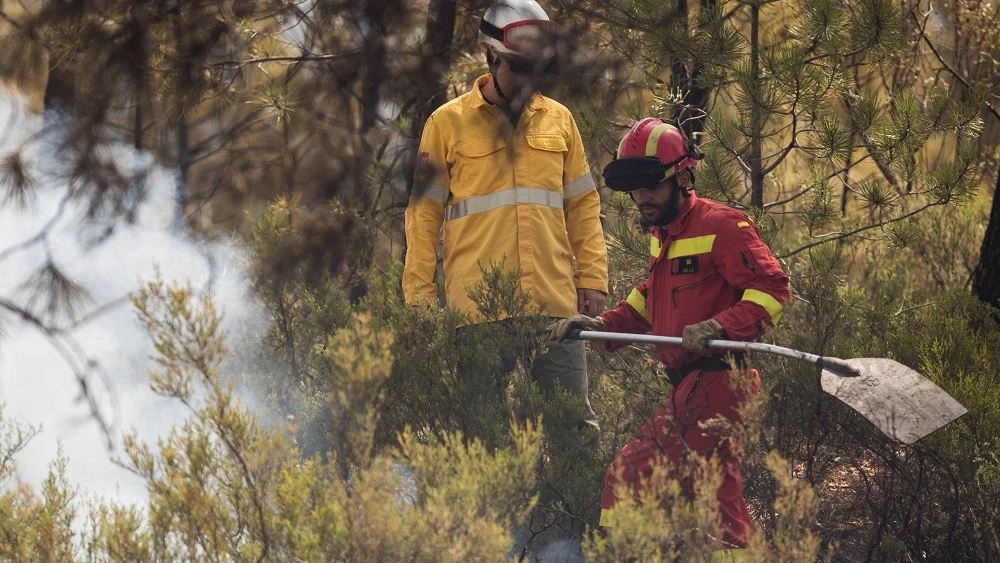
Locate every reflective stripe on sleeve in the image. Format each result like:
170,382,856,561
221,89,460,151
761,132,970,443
444,187,562,221
626,288,650,322
414,182,449,204
563,173,596,199
666,234,717,258
599,508,616,528
742,288,784,324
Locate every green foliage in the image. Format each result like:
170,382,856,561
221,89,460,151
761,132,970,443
697,146,743,203
582,377,825,562
849,0,903,59
363,260,615,547
757,218,1000,560
809,117,854,165
597,0,989,265
583,456,726,562
0,411,75,562
1,276,549,561
856,175,896,219
802,169,838,233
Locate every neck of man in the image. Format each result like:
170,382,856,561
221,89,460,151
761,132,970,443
481,76,508,108
482,76,526,125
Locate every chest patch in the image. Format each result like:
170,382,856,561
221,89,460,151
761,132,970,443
671,256,699,275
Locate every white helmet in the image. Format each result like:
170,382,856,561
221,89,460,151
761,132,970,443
478,0,551,56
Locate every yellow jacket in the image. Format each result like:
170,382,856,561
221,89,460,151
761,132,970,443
403,74,608,322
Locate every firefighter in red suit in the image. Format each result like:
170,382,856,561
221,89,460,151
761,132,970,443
551,118,791,555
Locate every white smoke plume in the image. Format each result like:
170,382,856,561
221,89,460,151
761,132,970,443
0,87,266,506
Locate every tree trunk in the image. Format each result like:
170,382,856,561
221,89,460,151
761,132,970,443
134,100,142,150
401,0,456,264
749,2,764,209
972,172,1000,309
410,0,457,142
175,113,189,231
360,34,386,132
671,0,713,139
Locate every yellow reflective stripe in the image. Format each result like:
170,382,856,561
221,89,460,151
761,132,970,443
737,221,750,228
645,123,674,157
650,236,661,257
666,234,717,259
444,187,562,221
742,288,784,324
710,548,751,562
599,508,616,527
626,288,650,322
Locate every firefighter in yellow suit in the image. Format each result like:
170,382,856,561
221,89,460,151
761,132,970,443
403,0,608,428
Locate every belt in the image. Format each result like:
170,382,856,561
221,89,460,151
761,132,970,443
664,353,747,387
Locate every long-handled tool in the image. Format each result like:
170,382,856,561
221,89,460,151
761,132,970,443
569,329,968,445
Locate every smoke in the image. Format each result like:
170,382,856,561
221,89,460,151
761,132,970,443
511,526,586,563
0,87,267,506
534,539,585,563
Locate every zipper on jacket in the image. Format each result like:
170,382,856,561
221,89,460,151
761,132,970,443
740,251,757,276
671,277,712,308
685,371,706,404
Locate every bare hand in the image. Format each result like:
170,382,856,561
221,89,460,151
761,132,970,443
577,288,607,316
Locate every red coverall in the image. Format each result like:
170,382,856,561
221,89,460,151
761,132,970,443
599,192,791,548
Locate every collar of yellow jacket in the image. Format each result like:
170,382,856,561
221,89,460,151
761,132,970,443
470,73,549,113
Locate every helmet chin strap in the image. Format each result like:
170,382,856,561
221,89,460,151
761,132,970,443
487,50,509,101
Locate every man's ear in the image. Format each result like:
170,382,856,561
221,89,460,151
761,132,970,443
676,169,693,189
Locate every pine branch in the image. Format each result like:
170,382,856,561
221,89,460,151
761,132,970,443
0,297,116,449
209,50,363,68
844,90,904,194
779,200,940,258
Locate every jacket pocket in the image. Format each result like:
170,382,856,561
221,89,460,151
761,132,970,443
453,136,508,197
670,275,718,320
740,240,784,277
525,133,567,189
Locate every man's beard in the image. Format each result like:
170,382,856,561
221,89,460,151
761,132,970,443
637,187,682,229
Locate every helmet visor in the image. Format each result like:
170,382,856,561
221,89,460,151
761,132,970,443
602,157,668,192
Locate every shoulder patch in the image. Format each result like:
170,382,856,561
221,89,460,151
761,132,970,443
414,152,430,181
737,221,750,228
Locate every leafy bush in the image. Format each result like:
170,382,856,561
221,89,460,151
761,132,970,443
1,277,545,561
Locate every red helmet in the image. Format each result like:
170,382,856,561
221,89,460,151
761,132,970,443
603,118,703,192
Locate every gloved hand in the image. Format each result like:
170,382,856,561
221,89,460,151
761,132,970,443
681,318,724,354
549,314,605,342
